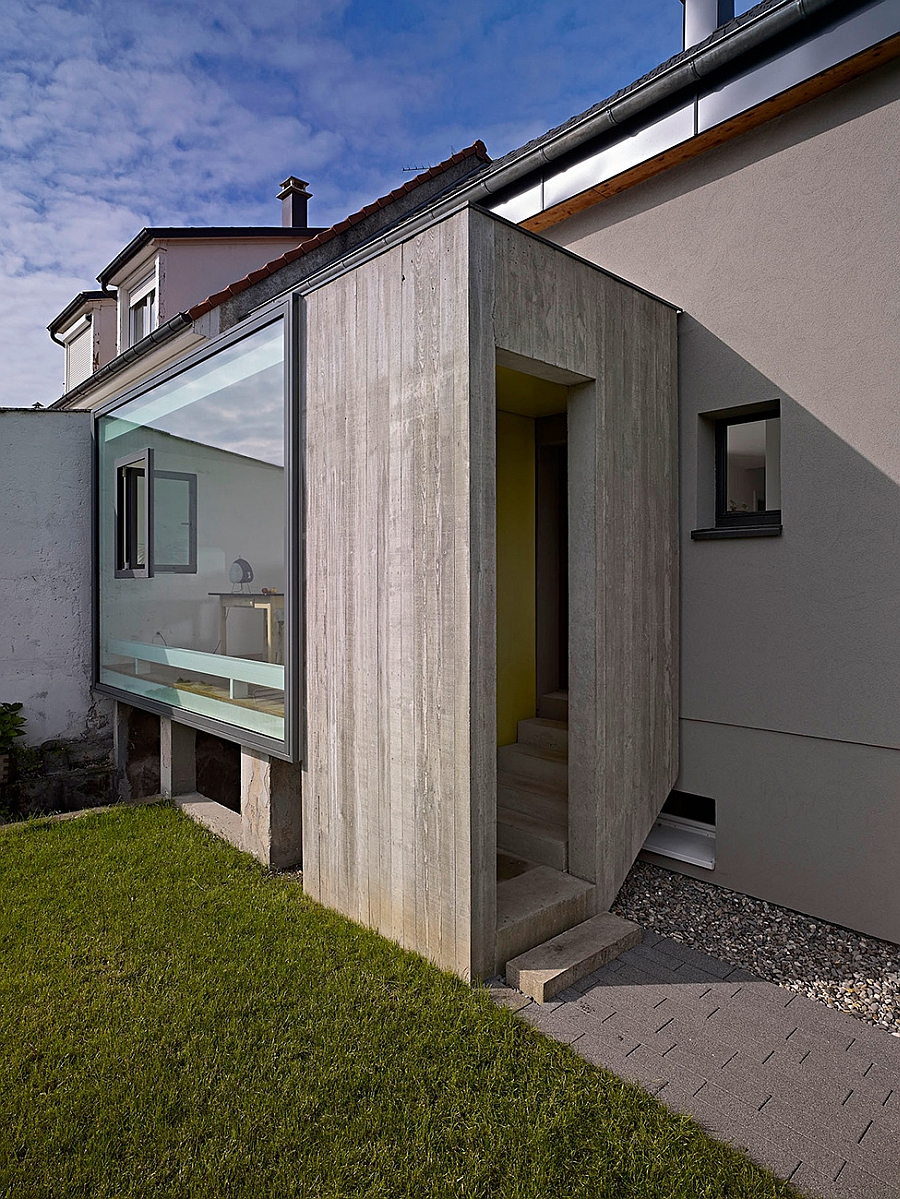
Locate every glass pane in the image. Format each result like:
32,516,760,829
133,469,146,566
98,319,287,746
154,474,194,569
725,418,779,514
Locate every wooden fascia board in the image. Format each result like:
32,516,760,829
523,32,900,235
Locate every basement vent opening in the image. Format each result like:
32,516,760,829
642,790,716,869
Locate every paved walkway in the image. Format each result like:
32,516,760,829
491,930,900,1199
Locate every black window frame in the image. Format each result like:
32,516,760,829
114,448,153,578
714,408,781,531
153,469,198,574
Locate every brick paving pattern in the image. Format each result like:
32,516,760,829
492,932,900,1199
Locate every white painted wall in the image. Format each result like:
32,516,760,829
0,410,108,743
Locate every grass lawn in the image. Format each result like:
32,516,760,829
0,804,799,1198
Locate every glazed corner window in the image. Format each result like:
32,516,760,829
129,277,157,346
716,410,781,528
115,450,152,578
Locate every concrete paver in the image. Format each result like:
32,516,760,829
493,934,900,1198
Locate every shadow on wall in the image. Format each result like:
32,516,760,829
678,317,900,750
672,317,900,942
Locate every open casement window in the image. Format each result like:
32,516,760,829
153,470,197,573
715,408,781,529
114,450,153,578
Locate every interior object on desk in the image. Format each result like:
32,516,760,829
228,558,254,587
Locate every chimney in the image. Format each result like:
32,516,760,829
680,0,734,50
277,177,311,228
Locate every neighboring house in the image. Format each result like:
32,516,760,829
47,177,323,401
21,0,900,979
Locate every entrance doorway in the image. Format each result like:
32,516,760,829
495,363,571,873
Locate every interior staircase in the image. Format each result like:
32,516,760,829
497,691,569,870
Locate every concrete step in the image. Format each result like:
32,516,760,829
498,780,567,827
537,690,568,722
517,716,568,752
497,807,567,871
497,741,568,791
495,865,596,971
506,911,643,1003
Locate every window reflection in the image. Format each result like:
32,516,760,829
725,417,780,514
98,319,287,746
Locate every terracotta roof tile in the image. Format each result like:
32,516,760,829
187,141,490,320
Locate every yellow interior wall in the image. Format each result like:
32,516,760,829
496,409,536,746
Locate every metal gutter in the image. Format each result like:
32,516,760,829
48,290,112,343
50,312,193,408
466,0,851,200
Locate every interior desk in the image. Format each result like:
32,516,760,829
210,592,285,665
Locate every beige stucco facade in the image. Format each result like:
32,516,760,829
543,60,900,942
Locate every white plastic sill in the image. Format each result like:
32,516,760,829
641,813,716,870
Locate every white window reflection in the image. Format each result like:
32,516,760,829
98,319,287,746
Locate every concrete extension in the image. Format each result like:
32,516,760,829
507,911,642,1003
493,933,900,1198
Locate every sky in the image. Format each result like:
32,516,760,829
0,0,706,407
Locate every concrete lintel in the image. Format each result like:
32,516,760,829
506,911,642,1003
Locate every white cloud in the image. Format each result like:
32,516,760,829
0,0,679,405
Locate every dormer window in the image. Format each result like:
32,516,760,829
61,315,93,391
128,274,157,346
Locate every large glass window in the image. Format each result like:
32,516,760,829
97,318,289,750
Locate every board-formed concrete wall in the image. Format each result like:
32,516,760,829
0,409,108,743
301,206,678,977
546,60,900,942
302,210,491,978
486,218,679,911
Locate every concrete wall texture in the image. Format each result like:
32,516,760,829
0,410,109,744
547,61,900,942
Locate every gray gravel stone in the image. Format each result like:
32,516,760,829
611,861,900,1037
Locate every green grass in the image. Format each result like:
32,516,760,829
0,805,799,1198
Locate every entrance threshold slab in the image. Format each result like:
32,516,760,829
507,911,641,1003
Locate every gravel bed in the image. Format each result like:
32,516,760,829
611,860,900,1036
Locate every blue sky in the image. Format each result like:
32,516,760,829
0,0,710,406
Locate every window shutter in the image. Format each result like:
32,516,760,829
65,322,93,390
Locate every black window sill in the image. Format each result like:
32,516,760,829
691,525,782,540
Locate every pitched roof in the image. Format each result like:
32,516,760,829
51,140,491,407
188,141,491,320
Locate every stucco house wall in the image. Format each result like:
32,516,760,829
0,410,108,744
545,60,900,942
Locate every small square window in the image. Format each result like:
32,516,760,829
115,450,153,578
715,409,781,529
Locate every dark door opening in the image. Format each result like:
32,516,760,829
535,414,568,700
